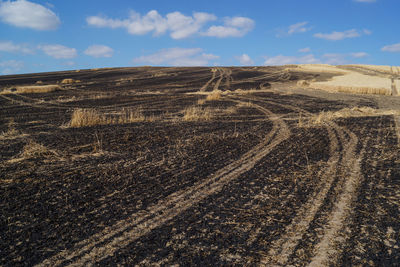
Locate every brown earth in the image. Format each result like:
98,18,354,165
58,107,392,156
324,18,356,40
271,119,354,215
0,66,399,266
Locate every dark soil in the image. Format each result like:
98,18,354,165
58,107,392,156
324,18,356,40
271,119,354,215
1,67,399,266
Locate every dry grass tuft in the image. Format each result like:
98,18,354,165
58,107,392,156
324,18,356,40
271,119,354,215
61,78,80,84
21,140,59,159
206,90,222,101
70,109,103,127
197,98,206,105
297,80,310,87
312,85,391,96
182,106,213,121
1,85,60,94
311,107,400,125
69,108,147,127
0,119,20,140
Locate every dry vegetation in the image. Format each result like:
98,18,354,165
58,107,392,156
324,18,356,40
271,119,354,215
20,140,59,159
309,107,400,125
61,78,80,84
311,84,391,96
206,90,222,101
1,84,60,94
69,108,146,127
0,119,20,140
182,106,213,121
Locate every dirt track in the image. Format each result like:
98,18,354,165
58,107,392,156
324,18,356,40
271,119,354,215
1,66,400,266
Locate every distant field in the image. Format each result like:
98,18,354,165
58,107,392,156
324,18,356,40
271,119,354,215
1,65,399,266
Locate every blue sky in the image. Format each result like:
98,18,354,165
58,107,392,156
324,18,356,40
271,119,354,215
0,0,399,74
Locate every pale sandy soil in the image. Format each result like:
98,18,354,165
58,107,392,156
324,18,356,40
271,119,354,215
291,64,399,96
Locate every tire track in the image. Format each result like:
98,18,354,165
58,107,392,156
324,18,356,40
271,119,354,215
200,68,218,92
225,68,232,89
36,99,290,267
261,122,344,266
253,97,372,266
309,133,367,267
395,115,400,147
213,68,225,91
238,97,352,266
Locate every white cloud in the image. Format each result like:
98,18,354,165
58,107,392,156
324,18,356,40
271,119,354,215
39,44,77,59
0,59,24,74
133,48,219,66
264,52,370,66
314,29,371,41
87,10,253,39
204,16,255,38
299,47,311,53
264,54,320,65
0,40,34,54
84,45,114,58
354,0,376,2
236,54,254,65
288,22,311,35
0,0,60,30
382,43,400,52
351,52,368,58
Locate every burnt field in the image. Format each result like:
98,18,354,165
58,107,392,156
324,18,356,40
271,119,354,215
1,66,400,266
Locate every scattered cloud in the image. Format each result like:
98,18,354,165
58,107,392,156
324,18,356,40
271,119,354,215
351,52,368,58
381,43,400,52
0,59,24,74
276,22,311,37
39,44,77,59
314,29,371,41
236,54,254,65
288,22,311,35
203,16,255,38
264,51,369,66
299,47,311,53
87,10,254,39
354,0,376,3
264,54,320,65
84,45,114,58
133,47,219,66
0,40,34,54
0,0,60,30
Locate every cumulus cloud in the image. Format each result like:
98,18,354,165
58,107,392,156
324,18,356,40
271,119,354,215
84,45,114,58
264,54,320,65
133,47,219,66
299,47,311,53
203,16,255,38
39,44,77,59
0,59,24,74
236,54,254,65
0,0,60,30
87,10,253,39
0,40,34,54
381,43,400,52
314,29,371,41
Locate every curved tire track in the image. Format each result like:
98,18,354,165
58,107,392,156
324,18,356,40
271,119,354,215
200,68,218,92
36,99,290,267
